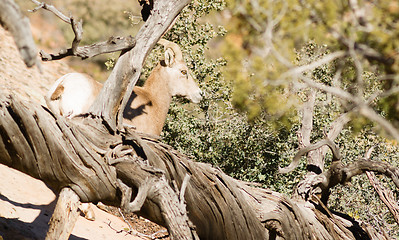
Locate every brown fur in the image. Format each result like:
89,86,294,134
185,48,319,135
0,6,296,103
123,65,172,135
50,85,64,100
48,40,201,136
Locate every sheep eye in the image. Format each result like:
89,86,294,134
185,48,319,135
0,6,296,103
181,70,187,75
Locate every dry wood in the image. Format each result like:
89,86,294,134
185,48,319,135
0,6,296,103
46,188,80,240
366,171,399,225
39,36,136,61
1,89,397,239
279,138,342,174
3,0,399,239
30,1,136,61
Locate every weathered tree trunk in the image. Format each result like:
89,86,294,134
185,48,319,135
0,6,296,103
0,92,393,239
1,0,399,239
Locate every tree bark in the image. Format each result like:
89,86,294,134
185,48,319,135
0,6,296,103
2,0,399,239
46,188,80,240
1,91,393,239
12,62,399,239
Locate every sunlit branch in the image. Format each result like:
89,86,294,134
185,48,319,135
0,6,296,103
359,105,399,141
282,51,346,78
299,76,355,102
279,138,341,174
264,2,292,67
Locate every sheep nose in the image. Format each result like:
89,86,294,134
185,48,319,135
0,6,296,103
191,89,203,104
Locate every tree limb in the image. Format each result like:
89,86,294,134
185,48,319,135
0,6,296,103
30,0,71,23
39,36,136,61
282,51,346,78
366,171,399,225
314,159,399,204
279,138,342,174
359,104,399,141
30,1,136,61
45,188,80,240
298,89,316,147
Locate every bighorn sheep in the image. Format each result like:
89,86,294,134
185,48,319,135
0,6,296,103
46,39,202,221
46,39,202,135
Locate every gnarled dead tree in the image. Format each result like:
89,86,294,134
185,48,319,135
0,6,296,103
1,0,399,239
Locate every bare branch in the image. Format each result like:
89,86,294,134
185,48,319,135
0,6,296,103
279,139,341,174
299,75,355,102
294,157,399,205
329,26,395,67
39,36,136,61
348,41,365,99
293,112,350,200
316,159,399,204
366,171,399,225
282,51,346,78
364,146,399,225
298,89,316,147
31,1,84,55
70,17,83,54
308,113,350,174
359,105,399,141
30,1,136,61
325,113,350,141
30,0,71,23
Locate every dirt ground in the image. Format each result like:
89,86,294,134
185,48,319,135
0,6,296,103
0,24,168,240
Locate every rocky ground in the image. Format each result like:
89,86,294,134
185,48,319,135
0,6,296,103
0,23,168,240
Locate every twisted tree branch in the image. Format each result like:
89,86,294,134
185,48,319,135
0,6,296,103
279,138,342,174
30,1,136,61
366,171,399,225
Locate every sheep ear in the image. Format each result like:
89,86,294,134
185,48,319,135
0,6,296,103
164,48,175,67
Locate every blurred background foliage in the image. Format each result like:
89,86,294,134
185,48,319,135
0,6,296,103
15,0,399,237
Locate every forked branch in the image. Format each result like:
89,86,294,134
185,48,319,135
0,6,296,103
314,158,399,204
30,0,136,61
39,36,136,61
279,139,342,174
